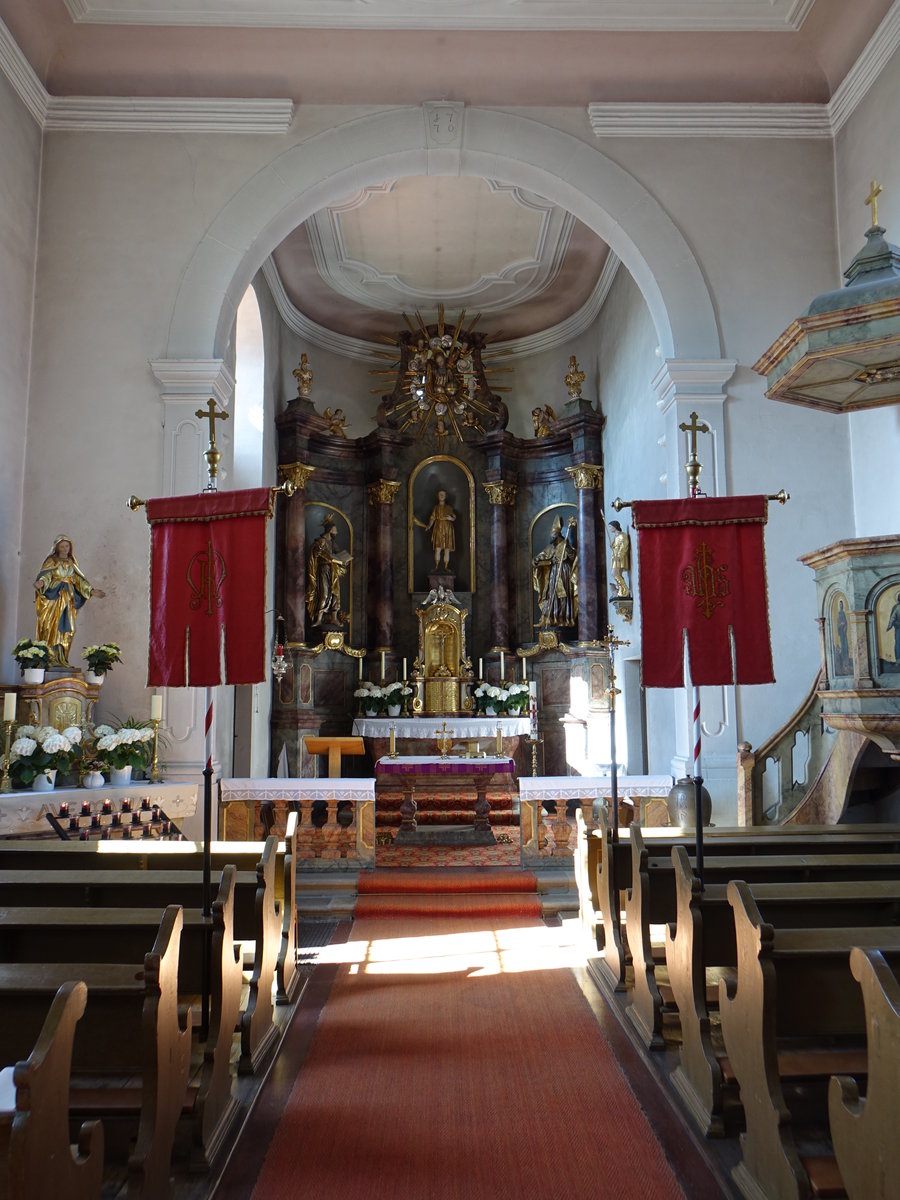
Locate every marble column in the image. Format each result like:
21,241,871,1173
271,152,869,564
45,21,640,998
483,481,517,651
367,479,401,652
278,462,316,644
565,464,605,645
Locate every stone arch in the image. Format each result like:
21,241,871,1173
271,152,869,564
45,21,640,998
166,107,721,363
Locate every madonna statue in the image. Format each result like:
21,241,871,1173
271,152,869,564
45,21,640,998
34,536,105,666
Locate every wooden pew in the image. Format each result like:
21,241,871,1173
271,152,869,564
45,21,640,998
718,881,900,1200
0,867,242,1171
663,845,900,1136
0,980,103,1200
828,948,900,1200
624,827,900,1054
0,906,191,1200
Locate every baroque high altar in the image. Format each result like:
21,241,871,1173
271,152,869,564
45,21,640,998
272,313,612,777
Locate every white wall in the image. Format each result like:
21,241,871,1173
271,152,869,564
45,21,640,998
0,74,41,684
834,40,900,538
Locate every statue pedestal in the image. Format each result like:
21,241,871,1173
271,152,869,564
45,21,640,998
427,571,455,592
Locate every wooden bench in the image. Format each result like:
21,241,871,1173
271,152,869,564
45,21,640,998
662,845,900,1137
828,948,900,1200
0,865,242,1170
719,881,900,1200
0,980,103,1200
0,906,191,1200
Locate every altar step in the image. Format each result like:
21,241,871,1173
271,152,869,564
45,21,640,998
374,789,518,829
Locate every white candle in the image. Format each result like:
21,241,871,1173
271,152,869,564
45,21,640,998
402,657,407,680
389,725,396,755
3,693,15,722
500,651,505,680
522,657,527,681
478,658,484,680
358,655,364,680
150,694,163,722
380,650,386,681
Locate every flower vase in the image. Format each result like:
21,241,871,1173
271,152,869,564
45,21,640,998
23,668,45,684
387,704,402,717
32,769,57,792
110,765,132,787
485,705,497,716
85,669,104,686
83,770,105,789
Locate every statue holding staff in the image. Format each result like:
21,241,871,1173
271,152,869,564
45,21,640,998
532,515,578,628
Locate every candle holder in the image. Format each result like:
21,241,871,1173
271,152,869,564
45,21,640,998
525,735,543,778
0,719,13,793
389,723,398,758
149,717,163,783
401,678,411,718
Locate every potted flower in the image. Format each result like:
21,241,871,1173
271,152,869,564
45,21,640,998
474,684,509,716
505,682,530,714
82,642,122,685
12,639,51,684
384,681,406,717
8,724,81,791
93,720,154,786
81,758,106,789
354,681,386,717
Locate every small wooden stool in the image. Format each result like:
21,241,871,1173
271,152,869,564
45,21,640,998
303,736,365,778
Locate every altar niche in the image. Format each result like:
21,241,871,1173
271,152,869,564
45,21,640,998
530,503,578,631
408,456,475,594
305,502,354,643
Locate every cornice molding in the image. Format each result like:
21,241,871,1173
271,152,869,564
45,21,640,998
828,0,900,135
0,17,48,125
652,359,737,413
588,101,833,139
262,250,621,365
62,0,814,31
150,358,236,406
43,96,294,133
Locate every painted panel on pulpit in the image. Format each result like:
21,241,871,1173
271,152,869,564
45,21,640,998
874,582,900,675
829,590,852,679
408,456,475,594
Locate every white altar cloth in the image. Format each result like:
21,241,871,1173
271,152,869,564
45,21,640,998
220,777,375,803
0,780,199,838
353,716,530,738
519,774,673,802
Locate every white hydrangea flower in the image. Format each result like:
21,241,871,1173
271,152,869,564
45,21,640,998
42,732,72,755
62,725,83,744
15,725,38,739
93,724,115,737
10,736,36,758
96,733,117,751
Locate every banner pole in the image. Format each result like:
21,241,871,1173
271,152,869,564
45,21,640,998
201,686,214,1039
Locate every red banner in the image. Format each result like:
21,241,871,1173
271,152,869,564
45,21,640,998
631,495,775,689
146,488,274,687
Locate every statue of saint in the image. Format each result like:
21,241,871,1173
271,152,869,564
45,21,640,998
886,591,900,667
293,353,313,398
34,536,106,666
532,516,577,628
531,404,557,438
414,489,456,570
606,520,632,598
306,514,351,627
565,355,585,400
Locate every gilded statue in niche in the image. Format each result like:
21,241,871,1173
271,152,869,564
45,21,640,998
606,519,632,598
34,535,106,666
532,515,578,628
306,512,351,628
414,489,456,570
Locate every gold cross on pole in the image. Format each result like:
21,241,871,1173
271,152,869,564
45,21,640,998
865,179,883,229
194,398,230,491
679,410,710,497
599,624,630,708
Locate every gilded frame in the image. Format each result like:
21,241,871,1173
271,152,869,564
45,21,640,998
407,455,476,594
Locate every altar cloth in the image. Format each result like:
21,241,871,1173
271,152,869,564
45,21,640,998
375,755,514,777
355,717,530,738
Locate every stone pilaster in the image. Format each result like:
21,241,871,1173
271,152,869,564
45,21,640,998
565,464,604,645
278,462,316,645
483,481,517,651
367,479,401,652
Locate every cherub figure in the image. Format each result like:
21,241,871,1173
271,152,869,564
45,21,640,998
531,404,557,437
323,407,349,438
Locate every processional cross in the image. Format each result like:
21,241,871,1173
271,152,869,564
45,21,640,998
195,398,230,491
865,179,883,228
679,410,711,497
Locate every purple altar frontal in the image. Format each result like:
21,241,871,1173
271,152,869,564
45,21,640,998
375,755,514,777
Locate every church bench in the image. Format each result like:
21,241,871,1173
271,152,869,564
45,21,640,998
589,812,900,991
624,825,900,1052
719,880,900,1200
0,865,242,1170
0,980,102,1200
828,948,900,1200
662,845,900,1136
0,905,191,1200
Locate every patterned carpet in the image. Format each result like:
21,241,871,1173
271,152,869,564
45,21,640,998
375,837,521,868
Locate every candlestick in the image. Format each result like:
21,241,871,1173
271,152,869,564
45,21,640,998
0,719,12,793
3,693,15,723
389,724,397,757
496,723,503,756
149,718,163,783
150,694,162,722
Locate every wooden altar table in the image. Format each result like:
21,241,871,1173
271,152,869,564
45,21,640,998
375,755,515,845
355,716,530,777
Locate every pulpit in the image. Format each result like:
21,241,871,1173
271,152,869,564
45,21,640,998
412,595,475,715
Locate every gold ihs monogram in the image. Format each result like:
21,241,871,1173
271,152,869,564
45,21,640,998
681,541,730,619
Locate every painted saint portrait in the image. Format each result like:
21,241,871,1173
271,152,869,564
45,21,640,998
830,592,852,678
875,584,900,675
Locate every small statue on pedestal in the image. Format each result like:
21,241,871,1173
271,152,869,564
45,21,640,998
293,353,313,398
414,489,456,571
306,513,351,628
34,536,106,667
532,516,577,628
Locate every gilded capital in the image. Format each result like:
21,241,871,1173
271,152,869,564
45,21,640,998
278,461,316,491
482,481,518,506
565,464,604,491
367,479,401,506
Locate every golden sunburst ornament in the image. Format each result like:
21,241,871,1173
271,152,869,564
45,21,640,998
370,305,512,448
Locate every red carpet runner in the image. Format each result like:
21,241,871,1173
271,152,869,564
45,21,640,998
250,911,690,1200
355,867,543,919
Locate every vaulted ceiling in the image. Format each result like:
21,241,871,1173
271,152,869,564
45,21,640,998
1,0,892,351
